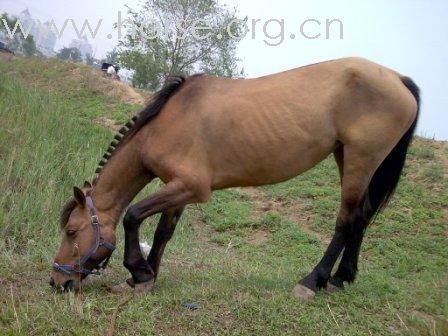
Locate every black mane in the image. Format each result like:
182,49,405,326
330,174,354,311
93,76,186,181
60,76,188,227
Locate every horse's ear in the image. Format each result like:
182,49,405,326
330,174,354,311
73,187,86,206
83,181,92,189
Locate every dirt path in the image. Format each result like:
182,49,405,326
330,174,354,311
71,67,149,105
241,187,331,245
95,116,122,132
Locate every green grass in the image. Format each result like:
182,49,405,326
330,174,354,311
0,58,447,335
409,145,436,160
421,164,444,183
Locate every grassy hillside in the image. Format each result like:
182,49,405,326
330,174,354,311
0,57,447,336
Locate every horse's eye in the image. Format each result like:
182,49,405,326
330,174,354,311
66,230,76,236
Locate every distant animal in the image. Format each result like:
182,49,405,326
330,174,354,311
50,58,420,300
101,62,120,81
101,62,112,72
102,62,119,74
107,65,116,75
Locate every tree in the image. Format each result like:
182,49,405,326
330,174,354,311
0,13,21,52
22,35,37,57
118,0,245,90
85,53,96,66
98,48,119,67
105,48,119,64
0,12,37,56
56,47,82,62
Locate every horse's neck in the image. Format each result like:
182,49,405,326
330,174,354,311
91,142,152,227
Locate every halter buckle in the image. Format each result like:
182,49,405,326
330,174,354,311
91,215,99,225
73,262,83,273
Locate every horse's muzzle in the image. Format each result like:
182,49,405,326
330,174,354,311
49,277,75,292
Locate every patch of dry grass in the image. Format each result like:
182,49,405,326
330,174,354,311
2,56,152,105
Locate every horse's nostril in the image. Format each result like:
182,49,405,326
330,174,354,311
49,277,55,287
63,280,74,292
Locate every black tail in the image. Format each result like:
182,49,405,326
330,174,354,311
364,77,420,220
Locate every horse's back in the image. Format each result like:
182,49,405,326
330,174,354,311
141,58,417,190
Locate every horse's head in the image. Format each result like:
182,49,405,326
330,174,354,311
50,181,116,292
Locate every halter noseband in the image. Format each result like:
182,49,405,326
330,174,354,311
53,189,116,276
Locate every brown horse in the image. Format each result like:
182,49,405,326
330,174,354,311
50,57,420,299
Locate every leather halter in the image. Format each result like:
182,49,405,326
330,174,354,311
53,189,116,276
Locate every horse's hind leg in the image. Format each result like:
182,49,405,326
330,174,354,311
334,145,344,181
329,146,396,289
293,225,346,299
328,145,368,289
294,145,379,299
328,219,367,290
326,166,372,290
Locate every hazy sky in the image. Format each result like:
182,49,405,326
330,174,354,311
2,0,447,140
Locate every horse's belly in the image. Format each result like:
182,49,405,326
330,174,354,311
209,126,336,189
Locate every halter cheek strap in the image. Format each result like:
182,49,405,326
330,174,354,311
53,189,116,276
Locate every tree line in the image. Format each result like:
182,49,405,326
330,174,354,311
1,0,245,90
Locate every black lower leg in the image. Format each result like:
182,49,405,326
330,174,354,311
123,212,154,284
299,230,346,292
121,181,193,284
147,207,183,279
329,242,361,288
330,223,366,288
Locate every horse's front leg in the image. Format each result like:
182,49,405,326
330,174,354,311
121,207,184,290
119,180,198,292
122,212,153,286
147,207,184,279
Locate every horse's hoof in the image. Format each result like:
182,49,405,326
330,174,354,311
107,278,154,294
108,282,133,294
292,284,316,300
133,279,154,294
326,282,342,293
